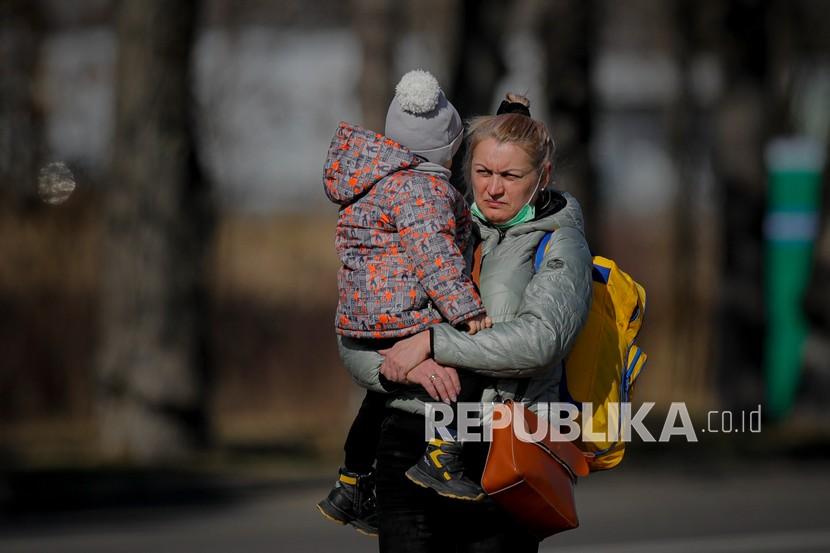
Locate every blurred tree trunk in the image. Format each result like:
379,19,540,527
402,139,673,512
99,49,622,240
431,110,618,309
712,0,768,411
539,0,598,245
450,0,507,120
0,0,44,207
802,141,830,408
668,0,705,400
447,0,507,195
794,0,830,413
351,0,394,134
99,0,213,462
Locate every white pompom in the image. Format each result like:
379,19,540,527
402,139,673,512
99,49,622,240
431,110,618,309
394,70,441,115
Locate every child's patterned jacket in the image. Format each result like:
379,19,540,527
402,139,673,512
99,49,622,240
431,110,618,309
324,122,485,339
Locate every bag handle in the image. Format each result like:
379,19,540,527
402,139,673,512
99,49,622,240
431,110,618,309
514,378,530,402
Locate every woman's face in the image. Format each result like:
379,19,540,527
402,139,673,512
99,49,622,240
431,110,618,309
470,138,548,224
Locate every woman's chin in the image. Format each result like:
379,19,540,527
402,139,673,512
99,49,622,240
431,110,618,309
482,210,513,225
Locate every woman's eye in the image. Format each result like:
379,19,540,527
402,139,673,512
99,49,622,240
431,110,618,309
476,169,491,176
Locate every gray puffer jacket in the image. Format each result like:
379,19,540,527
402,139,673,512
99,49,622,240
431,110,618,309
337,190,593,415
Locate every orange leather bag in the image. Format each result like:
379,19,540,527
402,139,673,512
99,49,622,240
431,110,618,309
481,400,590,539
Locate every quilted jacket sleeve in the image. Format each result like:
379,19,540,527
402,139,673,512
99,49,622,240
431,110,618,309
337,335,435,404
431,226,593,378
395,175,486,326
337,335,391,394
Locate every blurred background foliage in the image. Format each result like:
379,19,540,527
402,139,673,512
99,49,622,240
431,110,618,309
0,0,828,471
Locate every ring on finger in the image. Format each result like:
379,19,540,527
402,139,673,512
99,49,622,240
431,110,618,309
429,373,437,382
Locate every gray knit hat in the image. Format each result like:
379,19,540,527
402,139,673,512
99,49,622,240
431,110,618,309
384,70,463,166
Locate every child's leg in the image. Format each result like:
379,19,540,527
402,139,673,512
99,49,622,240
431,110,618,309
405,371,490,501
318,390,386,535
343,390,388,474
445,371,488,439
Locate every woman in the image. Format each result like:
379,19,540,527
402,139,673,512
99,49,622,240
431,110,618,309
339,94,593,552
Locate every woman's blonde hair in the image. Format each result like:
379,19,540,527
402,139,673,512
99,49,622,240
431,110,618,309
464,93,556,188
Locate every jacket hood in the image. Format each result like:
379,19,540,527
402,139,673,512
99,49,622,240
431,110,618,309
323,122,420,206
530,190,585,234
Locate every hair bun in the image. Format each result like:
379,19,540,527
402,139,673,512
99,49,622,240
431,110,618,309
504,93,530,108
497,93,531,117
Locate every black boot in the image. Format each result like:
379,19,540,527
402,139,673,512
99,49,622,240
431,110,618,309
316,468,378,536
405,439,485,501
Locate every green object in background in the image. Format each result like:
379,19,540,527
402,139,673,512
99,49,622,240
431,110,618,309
764,137,825,421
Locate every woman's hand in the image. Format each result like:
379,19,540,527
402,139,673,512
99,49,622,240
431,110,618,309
379,330,431,383
406,359,460,403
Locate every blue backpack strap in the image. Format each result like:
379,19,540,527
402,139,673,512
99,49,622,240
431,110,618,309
534,231,554,272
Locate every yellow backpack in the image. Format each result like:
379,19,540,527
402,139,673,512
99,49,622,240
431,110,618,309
535,232,648,471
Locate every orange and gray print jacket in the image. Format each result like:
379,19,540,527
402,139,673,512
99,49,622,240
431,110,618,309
323,122,485,339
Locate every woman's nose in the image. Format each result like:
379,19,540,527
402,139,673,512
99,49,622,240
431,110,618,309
487,177,504,197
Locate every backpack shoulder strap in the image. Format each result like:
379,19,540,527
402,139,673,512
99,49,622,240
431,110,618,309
533,231,555,272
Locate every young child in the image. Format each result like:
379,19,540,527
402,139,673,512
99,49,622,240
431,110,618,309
316,70,491,535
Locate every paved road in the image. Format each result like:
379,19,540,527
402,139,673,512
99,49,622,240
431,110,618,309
2,460,829,552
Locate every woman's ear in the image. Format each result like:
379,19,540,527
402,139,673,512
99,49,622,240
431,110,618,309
540,161,552,190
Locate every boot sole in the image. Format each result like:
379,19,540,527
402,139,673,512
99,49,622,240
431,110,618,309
405,465,486,502
352,525,379,538
316,501,378,537
316,501,349,525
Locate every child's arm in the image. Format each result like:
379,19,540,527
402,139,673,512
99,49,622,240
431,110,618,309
394,175,486,326
466,313,493,335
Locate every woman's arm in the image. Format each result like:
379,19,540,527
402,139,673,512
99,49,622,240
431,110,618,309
338,335,392,394
431,226,593,378
338,336,460,402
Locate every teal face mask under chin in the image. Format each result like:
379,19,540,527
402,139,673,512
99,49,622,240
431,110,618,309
494,202,535,229
471,171,543,230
